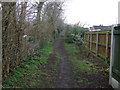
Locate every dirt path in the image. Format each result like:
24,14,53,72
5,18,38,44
3,38,114,88
52,39,113,89
53,39,76,88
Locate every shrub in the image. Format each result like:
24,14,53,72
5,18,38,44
65,25,87,45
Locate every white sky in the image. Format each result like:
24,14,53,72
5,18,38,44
63,0,120,27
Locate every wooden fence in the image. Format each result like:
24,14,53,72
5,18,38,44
84,30,111,64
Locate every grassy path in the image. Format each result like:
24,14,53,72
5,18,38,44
3,39,113,88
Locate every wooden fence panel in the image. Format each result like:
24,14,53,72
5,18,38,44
84,31,111,64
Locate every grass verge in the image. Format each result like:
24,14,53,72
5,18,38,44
3,42,60,88
65,43,100,83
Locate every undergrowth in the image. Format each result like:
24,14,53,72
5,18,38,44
3,42,60,88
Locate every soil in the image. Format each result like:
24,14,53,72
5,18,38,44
52,39,113,89
37,53,59,88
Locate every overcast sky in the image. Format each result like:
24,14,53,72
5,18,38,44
63,0,120,27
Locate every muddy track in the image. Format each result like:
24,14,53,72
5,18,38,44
53,39,76,88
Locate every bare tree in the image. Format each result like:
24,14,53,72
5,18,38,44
2,0,65,78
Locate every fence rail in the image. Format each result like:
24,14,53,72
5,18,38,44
84,30,111,64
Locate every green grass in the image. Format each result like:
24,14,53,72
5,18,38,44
3,42,56,88
65,43,98,83
65,43,91,72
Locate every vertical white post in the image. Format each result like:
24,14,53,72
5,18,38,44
118,1,120,24
109,26,115,86
106,32,109,63
96,33,98,56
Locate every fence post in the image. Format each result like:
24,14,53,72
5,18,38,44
90,33,92,50
109,25,116,87
106,32,109,63
88,34,90,48
96,32,99,56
